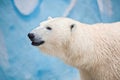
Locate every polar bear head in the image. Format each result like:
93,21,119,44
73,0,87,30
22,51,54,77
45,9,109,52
28,17,78,59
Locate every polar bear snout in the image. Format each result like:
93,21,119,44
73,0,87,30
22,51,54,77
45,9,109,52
28,33,35,41
28,33,45,46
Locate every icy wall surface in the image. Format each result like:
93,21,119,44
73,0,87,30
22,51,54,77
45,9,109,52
0,0,120,80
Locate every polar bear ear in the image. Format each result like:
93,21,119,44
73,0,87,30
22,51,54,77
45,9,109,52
48,16,53,20
70,24,76,32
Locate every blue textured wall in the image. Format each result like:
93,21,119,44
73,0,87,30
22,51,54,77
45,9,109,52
0,0,120,80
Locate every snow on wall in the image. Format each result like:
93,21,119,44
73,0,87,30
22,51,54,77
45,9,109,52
14,0,38,15
97,0,113,16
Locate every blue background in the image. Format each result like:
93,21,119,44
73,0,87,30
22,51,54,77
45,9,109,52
0,0,120,80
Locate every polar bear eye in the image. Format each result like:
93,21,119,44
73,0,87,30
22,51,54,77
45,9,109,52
46,26,52,30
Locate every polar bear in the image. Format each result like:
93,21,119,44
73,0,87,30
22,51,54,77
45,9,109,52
28,17,120,80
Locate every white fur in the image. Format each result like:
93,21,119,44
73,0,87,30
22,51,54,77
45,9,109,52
48,16,53,20
31,17,120,80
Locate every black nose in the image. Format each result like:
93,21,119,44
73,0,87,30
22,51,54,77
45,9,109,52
28,33,34,40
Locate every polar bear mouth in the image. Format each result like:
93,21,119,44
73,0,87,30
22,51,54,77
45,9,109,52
31,41,45,46
28,33,45,46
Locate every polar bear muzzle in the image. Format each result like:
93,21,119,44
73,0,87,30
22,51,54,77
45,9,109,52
28,33,45,46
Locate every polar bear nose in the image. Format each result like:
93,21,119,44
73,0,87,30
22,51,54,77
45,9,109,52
28,33,35,40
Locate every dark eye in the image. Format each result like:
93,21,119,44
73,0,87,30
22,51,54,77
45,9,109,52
46,26,52,30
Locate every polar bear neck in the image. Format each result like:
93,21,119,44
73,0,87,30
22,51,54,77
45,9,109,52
64,22,120,69
64,23,96,69
64,22,120,80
